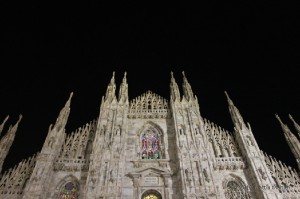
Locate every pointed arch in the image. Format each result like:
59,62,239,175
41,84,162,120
56,175,80,199
223,174,250,199
138,122,164,160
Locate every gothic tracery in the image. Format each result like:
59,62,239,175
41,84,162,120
58,181,78,199
225,180,249,199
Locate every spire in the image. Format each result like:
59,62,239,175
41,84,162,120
8,114,22,136
0,114,22,173
225,91,245,130
275,114,292,136
118,71,128,102
53,92,73,132
0,115,9,136
105,71,116,102
170,71,180,101
276,114,300,169
182,71,194,101
289,114,300,138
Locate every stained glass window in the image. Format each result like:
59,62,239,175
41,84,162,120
141,127,160,159
58,181,78,199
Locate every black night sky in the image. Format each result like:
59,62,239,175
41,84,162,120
1,2,300,172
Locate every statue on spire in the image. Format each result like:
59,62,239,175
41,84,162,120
118,71,128,102
170,71,180,101
8,114,22,135
182,71,194,101
225,91,245,130
0,115,9,136
276,114,300,170
0,114,22,173
105,71,116,102
54,92,73,132
289,114,300,138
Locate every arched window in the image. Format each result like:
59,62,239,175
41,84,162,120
141,189,162,199
225,180,250,199
141,127,160,159
58,181,78,199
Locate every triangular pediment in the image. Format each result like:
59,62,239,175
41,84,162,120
127,166,172,179
135,166,169,175
128,90,169,119
130,90,168,105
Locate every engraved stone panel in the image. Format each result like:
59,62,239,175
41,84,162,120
143,176,159,185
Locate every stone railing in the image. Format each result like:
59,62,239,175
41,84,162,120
127,109,169,119
53,158,90,171
131,159,170,169
213,157,246,170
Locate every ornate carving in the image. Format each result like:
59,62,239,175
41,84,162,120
264,152,300,193
59,120,97,160
258,167,267,180
203,169,210,183
127,91,169,119
0,153,37,194
185,168,192,186
223,178,250,199
213,157,246,170
53,159,90,171
204,118,240,158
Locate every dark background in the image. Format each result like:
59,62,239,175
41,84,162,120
1,2,300,172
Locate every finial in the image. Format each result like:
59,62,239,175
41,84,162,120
224,91,228,98
110,71,115,83
65,92,73,107
275,114,283,124
1,115,9,126
3,115,9,123
289,114,295,122
171,71,176,82
123,71,127,82
0,115,9,135
69,92,73,100
17,114,23,123
224,91,233,105
8,114,23,134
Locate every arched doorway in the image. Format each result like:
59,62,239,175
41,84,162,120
141,189,162,199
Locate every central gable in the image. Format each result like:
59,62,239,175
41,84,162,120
128,90,169,119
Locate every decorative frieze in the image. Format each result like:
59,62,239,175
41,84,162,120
131,159,170,169
127,91,169,119
213,157,246,170
53,159,90,171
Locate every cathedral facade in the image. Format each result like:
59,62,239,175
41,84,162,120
0,71,300,199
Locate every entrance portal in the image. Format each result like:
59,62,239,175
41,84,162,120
141,189,162,199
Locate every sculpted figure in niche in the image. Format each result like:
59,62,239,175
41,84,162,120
258,167,267,180
246,135,254,146
48,137,55,148
185,168,192,186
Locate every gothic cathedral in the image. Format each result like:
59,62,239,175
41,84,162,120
1,72,300,199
